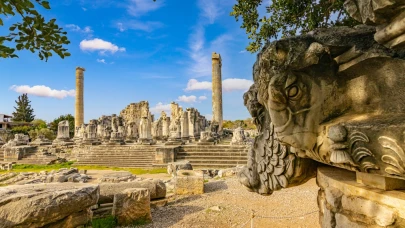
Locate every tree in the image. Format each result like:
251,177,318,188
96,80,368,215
0,0,70,61
49,114,74,137
230,0,359,53
28,128,55,140
31,119,47,129
12,93,35,122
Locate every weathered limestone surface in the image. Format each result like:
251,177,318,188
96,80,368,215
212,52,223,134
230,127,247,145
112,188,152,226
175,170,204,195
317,166,405,228
238,25,405,195
344,0,405,49
167,160,193,176
99,179,166,204
75,67,85,131
0,183,99,228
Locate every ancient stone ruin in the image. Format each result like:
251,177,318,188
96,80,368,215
238,0,405,227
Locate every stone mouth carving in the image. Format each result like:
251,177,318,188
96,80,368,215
239,25,405,194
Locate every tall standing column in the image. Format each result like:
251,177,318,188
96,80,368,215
75,67,85,130
212,52,223,134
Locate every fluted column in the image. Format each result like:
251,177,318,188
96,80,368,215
75,67,85,131
212,52,223,134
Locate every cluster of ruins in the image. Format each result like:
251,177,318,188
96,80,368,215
68,101,210,146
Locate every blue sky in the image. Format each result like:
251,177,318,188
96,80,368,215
0,0,259,122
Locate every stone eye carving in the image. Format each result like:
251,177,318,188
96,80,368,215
287,86,299,98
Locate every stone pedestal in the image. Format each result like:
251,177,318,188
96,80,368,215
317,166,405,228
112,188,152,226
108,132,125,145
175,170,204,195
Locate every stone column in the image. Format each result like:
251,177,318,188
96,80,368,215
75,67,85,131
187,108,195,139
181,111,189,140
162,117,170,138
212,52,223,134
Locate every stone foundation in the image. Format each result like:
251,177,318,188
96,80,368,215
317,166,405,228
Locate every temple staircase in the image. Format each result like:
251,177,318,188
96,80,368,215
176,144,249,169
13,148,59,165
74,145,156,168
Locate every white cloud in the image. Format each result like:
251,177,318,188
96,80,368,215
188,26,211,77
80,38,126,54
177,95,197,103
10,85,75,99
187,27,233,77
97,59,106,64
66,24,93,37
184,78,253,92
185,79,211,91
82,7,87,11
127,0,165,16
116,21,163,32
198,0,222,24
198,95,207,101
239,50,246,53
150,102,171,115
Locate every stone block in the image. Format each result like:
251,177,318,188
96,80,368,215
175,170,204,195
167,160,193,176
341,195,396,226
155,147,177,164
317,189,335,228
356,172,405,190
99,179,166,204
0,183,99,228
324,186,343,209
112,188,152,226
335,213,367,228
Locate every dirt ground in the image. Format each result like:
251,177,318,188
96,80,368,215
136,175,320,228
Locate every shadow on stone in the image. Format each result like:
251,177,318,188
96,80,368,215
204,180,228,193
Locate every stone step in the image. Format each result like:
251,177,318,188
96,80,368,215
177,152,247,156
77,159,154,163
176,155,247,160
77,153,155,156
179,159,247,165
74,162,153,168
181,163,245,169
77,154,155,157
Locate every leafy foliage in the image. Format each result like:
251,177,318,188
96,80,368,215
28,128,55,140
223,118,256,130
31,119,47,129
230,0,359,52
12,93,35,122
49,114,74,137
0,0,70,60
10,125,31,135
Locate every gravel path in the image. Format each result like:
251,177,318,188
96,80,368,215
136,176,320,228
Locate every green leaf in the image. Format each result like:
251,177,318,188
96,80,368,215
41,1,51,9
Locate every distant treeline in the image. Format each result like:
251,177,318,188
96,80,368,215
222,118,256,130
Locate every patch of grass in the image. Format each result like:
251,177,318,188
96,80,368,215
129,217,151,226
11,161,75,173
204,179,209,183
91,216,117,228
2,162,167,175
